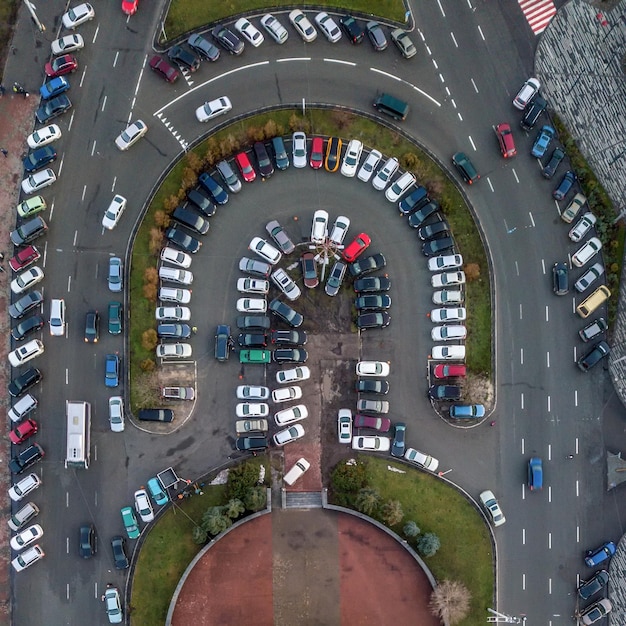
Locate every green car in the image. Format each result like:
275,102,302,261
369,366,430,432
120,506,140,539
17,196,47,218
240,349,271,364
108,302,122,335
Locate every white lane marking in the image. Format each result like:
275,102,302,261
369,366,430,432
67,275,71,293
66,537,69,554
79,68,86,88
546,352,550,368
437,0,446,17
323,58,355,66
43,241,48,265
91,140,96,157
515,261,519,276
469,136,476,151
478,25,485,41
432,59,439,70
548,444,551,461
519,303,523,319
487,177,494,192
529,212,535,227
574,390,578,406
520,348,523,365
576,480,579,497
81,185,87,202
277,57,310,62
548,578,552,594
548,486,552,503
521,483,525,500
522,528,526,544
545,305,549,322
577,526,580,543
450,32,458,47
521,392,524,409
547,395,551,412
450,98,457,109
521,438,525,454
575,438,579,454
94,583,98,599
66,584,70,601
66,491,69,507
541,259,546,274
512,169,520,183
548,532,552,549
522,573,526,590
573,346,577,361
101,95,107,112
67,111,75,132
92,26,99,45
370,67,441,106
73,230,78,246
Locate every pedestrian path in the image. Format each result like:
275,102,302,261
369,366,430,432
518,0,557,34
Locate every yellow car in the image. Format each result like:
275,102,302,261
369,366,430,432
325,137,342,172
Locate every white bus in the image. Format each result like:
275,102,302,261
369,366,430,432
65,401,91,469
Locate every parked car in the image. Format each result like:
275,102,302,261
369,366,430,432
495,123,516,158
167,45,200,72
385,171,415,202
270,330,307,346
11,544,44,572
572,237,602,268
408,201,440,228
577,570,609,601
215,160,241,194
366,21,388,51
561,193,587,223
349,253,386,277
325,261,347,297
235,17,264,46
431,325,466,341
404,448,439,471
44,54,78,77
315,12,342,43
291,131,307,168
340,139,363,177
351,436,390,451
569,212,597,242
260,14,289,44
253,141,274,178
21,169,57,195
274,404,308,426
431,345,465,360
553,170,576,200
355,295,392,310
27,124,62,149
272,386,303,403
62,2,94,29
11,267,44,295
212,25,244,55
399,186,429,215
390,28,416,58
580,599,612,625
430,308,466,323
273,423,305,446
289,10,317,42
310,136,324,169
17,196,47,219
531,125,555,158
579,318,608,342
577,341,610,371
356,379,389,395
354,276,391,293
452,152,480,184
39,76,70,99
479,490,506,526
372,157,399,191
9,246,41,272
513,77,540,109
356,361,390,377
10,217,48,246
148,55,179,82
552,262,569,295
422,237,454,257
325,137,342,172
584,541,616,567
342,233,371,262
186,188,217,216
235,435,268,451
273,348,308,363
356,312,391,329
357,149,382,182
239,257,271,278
428,254,463,272
187,33,220,61
134,490,154,523
301,253,319,289
542,147,565,178
449,404,485,419
199,172,229,204
340,15,364,43
250,237,281,265
276,366,311,384
111,536,129,570
269,299,303,327
428,385,461,400
338,409,353,444
9,443,44,474
574,263,604,293
266,220,295,254
272,268,301,301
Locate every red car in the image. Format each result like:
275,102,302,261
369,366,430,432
235,151,256,183
121,0,138,15
9,419,38,444
9,246,41,272
45,54,78,78
148,55,179,83
309,137,324,169
353,414,391,433
342,233,371,262
495,123,516,158
433,363,467,379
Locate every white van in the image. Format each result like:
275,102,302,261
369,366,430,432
283,458,310,486
8,394,38,423
49,298,65,336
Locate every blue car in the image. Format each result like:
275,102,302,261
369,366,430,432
449,404,485,419
39,76,70,100
35,94,72,124
584,541,616,567
147,477,169,506
23,146,57,173
527,457,543,491
198,172,229,205
105,354,120,388
531,125,555,158
553,170,576,201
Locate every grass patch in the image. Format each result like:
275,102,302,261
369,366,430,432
164,1,407,42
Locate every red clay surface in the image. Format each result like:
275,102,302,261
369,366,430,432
171,509,439,626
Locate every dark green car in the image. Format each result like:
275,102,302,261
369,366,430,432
108,302,122,335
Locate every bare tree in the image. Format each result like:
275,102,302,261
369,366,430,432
380,499,404,526
429,579,471,625
354,487,381,516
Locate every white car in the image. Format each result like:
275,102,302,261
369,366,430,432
9,473,41,502
351,436,391,452
271,386,303,403
160,247,192,269
433,289,464,305
272,268,301,301
428,254,463,272
108,396,125,432
372,157,399,191
432,345,466,360
158,266,193,285
101,195,127,230
385,171,416,202
315,12,342,42
105,587,123,624
21,169,56,195
430,308,467,323
356,361,390,377
155,343,192,358
289,9,317,42
51,33,84,55
249,237,282,265
236,402,270,418
11,545,44,572
10,524,43,551
431,271,466,288
9,340,45,367
480,490,506,526
572,237,602,268
11,267,44,295
195,96,232,123
276,366,311,384
159,287,191,304
237,277,269,294
134,488,155,523
155,306,191,321
292,131,307,168
357,149,382,182
513,77,540,110
404,448,439,472
273,423,305,446
236,297,267,313
62,3,95,29
237,385,270,400
329,215,350,246
340,139,363,177
115,119,147,151
260,13,288,44
337,408,352,444
431,325,467,341
574,262,604,293
235,18,264,46
27,124,62,149
569,212,597,243
311,209,329,244
274,404,308,426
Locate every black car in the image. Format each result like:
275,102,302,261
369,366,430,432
187,33,220,61
10,216,48,246
418,221,450,241
111,536,129,569
212,25,244,55
348,253,386,277
398,186,429,215
11,315,44,341
8,367,42,397
422,237,454,257
553,170,576,201
408,201,440,228
172,206,210,235
552,262,569,295
520,95,547,131
137,409,174,422
253,142,274,179
355,295,392,310
391,422,406,458
356,312,391,330
270,330,307,346
428,385,461,400
23,146,57,173
84,310,99,343
235,435,268,452
215,324,231,361
356,380,389,395
9,443,44,474
354,276,392,293
340,15,364,43
167,45,200,72
157,323,192,339
577,570,609,601
198,172,229,205
542,147,565,179
577,341,610,372
238,333,268,347
186,188,217,217
165,226,202,254
452,151,480,185
35,95,72,124
9,291,44,320
273,348,308,363
79,524,96,558
269,299,304,328
236,315,271,330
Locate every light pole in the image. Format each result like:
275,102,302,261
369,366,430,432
23,0,45,32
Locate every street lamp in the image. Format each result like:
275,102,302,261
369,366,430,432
23,0,45,32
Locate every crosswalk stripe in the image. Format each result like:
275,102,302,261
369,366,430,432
518,0,557,34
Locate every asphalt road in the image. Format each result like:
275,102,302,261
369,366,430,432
7,0,625,624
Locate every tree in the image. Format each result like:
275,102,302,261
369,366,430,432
417,532,440,557
192,525,208,545
243,485,267,512
403,520,420,538
203,510,232,536
354,487,381,516
380,499,403,526
429,580,471,625
227,461,262,500
330,459,368,494
224,498,245,519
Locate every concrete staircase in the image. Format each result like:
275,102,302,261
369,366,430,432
282,490,323,509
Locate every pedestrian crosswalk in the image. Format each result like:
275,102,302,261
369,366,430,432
518,0,557,35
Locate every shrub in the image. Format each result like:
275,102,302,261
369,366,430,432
142,283,157,303
243,485,267,512
380,499,403,526
354,487,381,516
330,459,369,494
192,525,207,545
227,462,262,500
403,520,420,537
141,329,158,350
429,580,471,625
139,358,155,373
417,532,441,557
